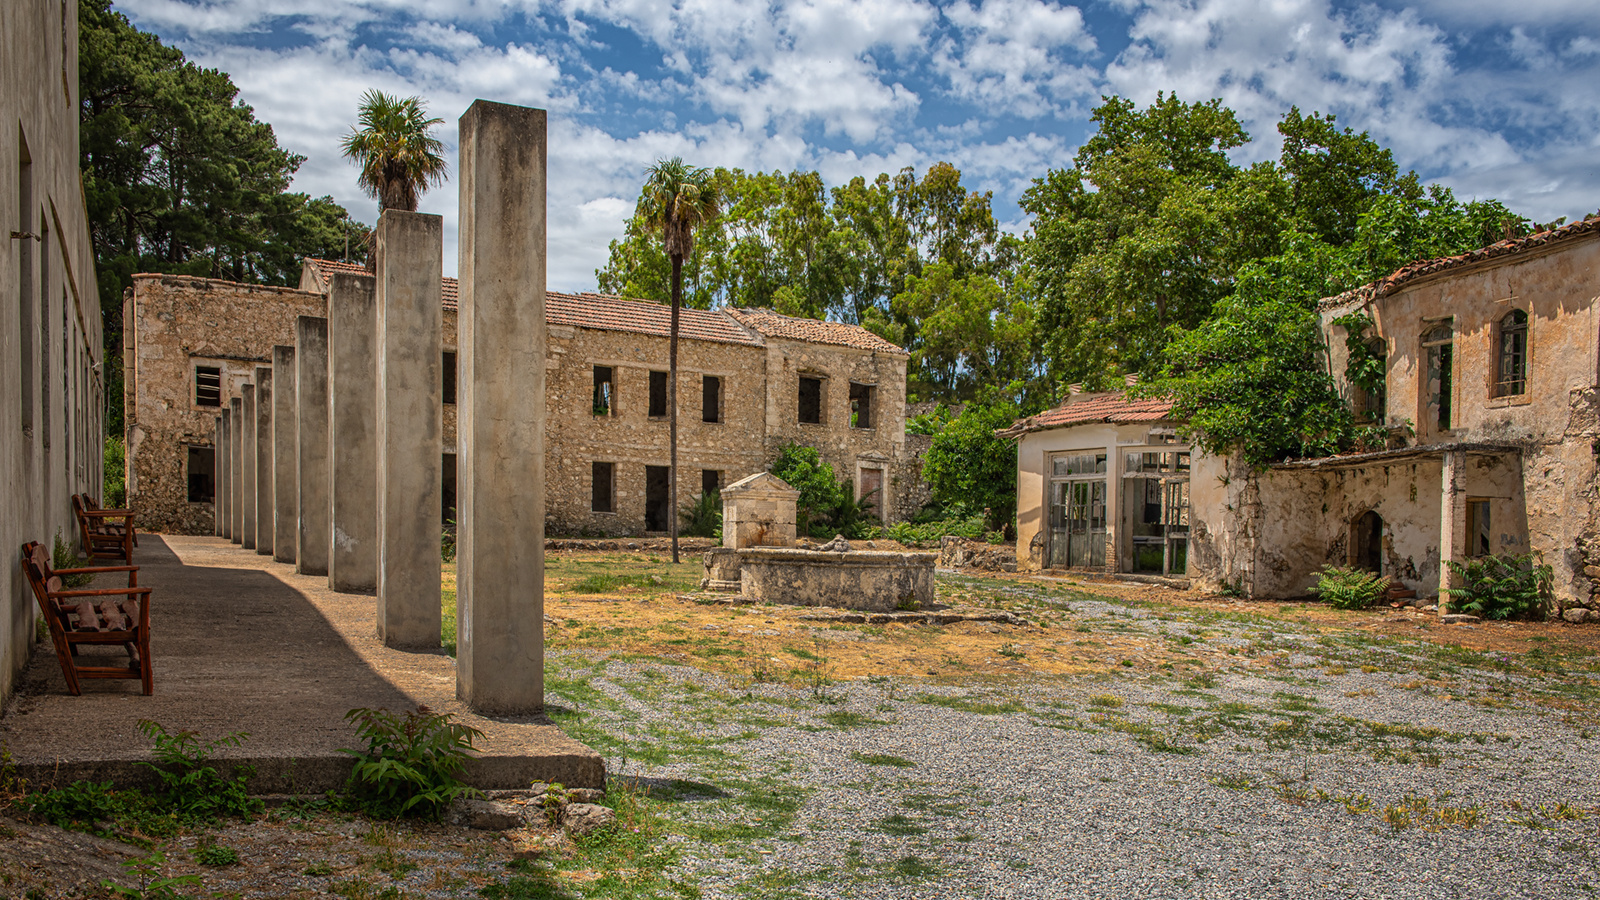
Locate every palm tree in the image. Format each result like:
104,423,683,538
340,90,448,213
637,158,721,563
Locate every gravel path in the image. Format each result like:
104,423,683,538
547,581,1600,900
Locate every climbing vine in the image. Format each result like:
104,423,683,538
1332,312,1387,415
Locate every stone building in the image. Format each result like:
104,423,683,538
126,258,917,535
2,0,108,699
1009,219,1600,618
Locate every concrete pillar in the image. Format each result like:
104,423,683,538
456,101,547,713
229,398,243,544
218,411,231,540
213,416,225,537
254,366,274,557
240,387,256,550
1439,450,1464,614
327,272,379,592
375,211,444,648
272,346,298,564
295,316,331,577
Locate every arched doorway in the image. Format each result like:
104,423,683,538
1350,510,1383,573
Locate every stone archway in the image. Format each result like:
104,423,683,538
1350,510,1383,573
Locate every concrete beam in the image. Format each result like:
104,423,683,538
295,316,331,577
327,273,378,593
240,386,256,551
375,211,444,648
254,366,274,557
456,101,547,713
272,346,298,564
229,398,243,544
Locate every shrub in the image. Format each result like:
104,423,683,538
1310,566,1389,610
679,490,721,539
52,531,96,588
137,720,263,823
873,516,987,546
340,706,483,819
104,437,127,508
441,518,456,563
921,403,1022,530
1444,553,1552,620
768,444,876,540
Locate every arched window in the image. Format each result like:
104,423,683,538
1496,309,1528,397
1421,321,1453,431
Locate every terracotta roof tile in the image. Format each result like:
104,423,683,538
998,391,1174,438
305,257,462,308
545,292,764,347
1318,217,1600,311
725,307,908,355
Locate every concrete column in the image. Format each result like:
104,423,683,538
295,316,331,577
1438,450,1464,614
240,387,256,550
254,366,274,557
272,346,298,564
213,416,225,537
375,211,444,648
229,397,243,544
456,101,547,713
327,272,379,592
218,411,231,540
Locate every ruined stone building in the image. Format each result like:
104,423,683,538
125,258,918,536
2,0,108,698
1008,219,1600,619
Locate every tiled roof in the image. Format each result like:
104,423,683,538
546,292,765,347
997,392,1174,438
1318,217,1600,311
725,307,908,356
302,259,763,346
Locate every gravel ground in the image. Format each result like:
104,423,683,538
546,579,1600,900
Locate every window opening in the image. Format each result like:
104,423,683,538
798,375,822,424
849,383,873,428
1422,321,1452,430
186,446,215,503
701,469,720,497
1123,451,1190,575
1350,510,1383,573
1047,453,1107,569
593,366,614,416
702,375,720,423
644,465,670,530
1496,310,1527,397
592,461,615,513
1466,500,1492,558
18,133,34,435
649,371,667,418
442,453,457,524
443,351,457,405
195,365,222,407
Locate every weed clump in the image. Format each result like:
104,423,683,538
1310,565,1389,610
340,705,484,819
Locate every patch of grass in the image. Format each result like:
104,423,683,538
1088,694,1123,709
820,711,888,729
1210,773,1256,791
915,694,1025,715
875,813,928,836
849,752,916,769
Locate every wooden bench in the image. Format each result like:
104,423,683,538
71,494,136,564
20,541,153,695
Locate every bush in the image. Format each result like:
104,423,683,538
137,720,263,823
1310,565,1390,610
768,444,876,540
873,515,988,546
1444,553,1552,620
920,403,1021,530
104,437,127,508
679,490,721,539
340,706,483,819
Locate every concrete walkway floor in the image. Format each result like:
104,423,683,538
0,535,602,792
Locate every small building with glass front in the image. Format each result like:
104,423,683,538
1002,391,1192,579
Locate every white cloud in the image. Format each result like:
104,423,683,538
933,0,1099,117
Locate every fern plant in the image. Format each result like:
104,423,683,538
340,706,484,819
137,720,262,823
1444,553,1551,620
1310,565,1390,610
679,490,721,539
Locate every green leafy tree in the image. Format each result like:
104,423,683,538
637,158,721,563
340,90,448,213
80,0,367,431
921,403,1024,529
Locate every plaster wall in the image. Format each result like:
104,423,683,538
0,0,104,701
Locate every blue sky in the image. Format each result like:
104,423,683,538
115,0,1600,290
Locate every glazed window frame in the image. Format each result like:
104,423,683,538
1494,309,1528,398
1420,319,1454,432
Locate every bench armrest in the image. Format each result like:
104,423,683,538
47,587,152,599
52,565,139,575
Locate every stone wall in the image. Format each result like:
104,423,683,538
126,276,324,533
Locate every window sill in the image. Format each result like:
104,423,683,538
798,420,825,427
1485,394,1532,408
590,510,617,516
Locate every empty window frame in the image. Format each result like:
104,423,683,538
1421,321,1453,431
186,445,215,503
849,382,873,428
195,365,222,407
593,365,614,416
591,461,615,513
1466,499,1492,558
702,375,721,423
1496,310,1528,397
18,134,34,434
798,375,823,424
443,351,457,405
701,469,721,497
649,370,668,418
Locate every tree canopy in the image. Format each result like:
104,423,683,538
341,90,448,213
